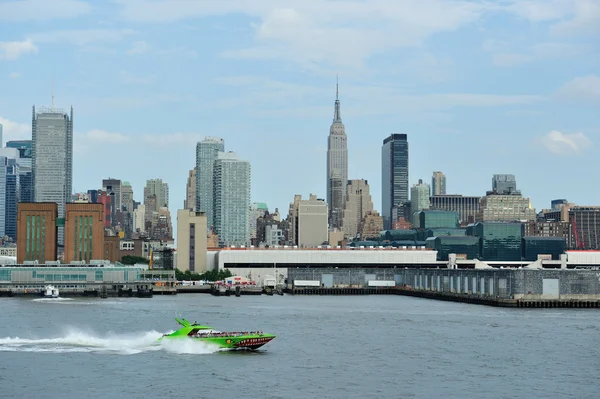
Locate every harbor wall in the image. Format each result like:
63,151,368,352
286,268,600,301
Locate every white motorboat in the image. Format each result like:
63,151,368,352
43,285,59,298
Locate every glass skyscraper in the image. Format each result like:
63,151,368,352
196,137,225,231
32,105,73,245
5,159,20,240
8,140,33,203
492,174,520,195
213,151,251,246
0,156,6,238
381,133,409,229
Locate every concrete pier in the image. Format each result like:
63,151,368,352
286,267,600,308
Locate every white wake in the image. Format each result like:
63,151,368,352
0,328,221,355
31,297,73,303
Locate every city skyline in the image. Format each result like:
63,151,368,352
0,0,598,221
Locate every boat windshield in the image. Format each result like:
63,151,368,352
193,331,263,337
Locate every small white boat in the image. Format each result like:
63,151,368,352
43,285,59,298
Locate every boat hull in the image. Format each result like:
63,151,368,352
161,334,275,350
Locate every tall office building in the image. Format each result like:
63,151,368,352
184,169,196,210
32,105,73,245
5,158,20,240
6,140,32,202
492,174,519,195
102,178,122,229
144,178,168,209
133,204,146,233
0,156,6,238
176,209,208,272
326,82,348,229
121,182,134,213
478,193,536,222
196,137,225,230
431,171,446,196
102,178,122,211
342,179,374,239
381,134,409,229
213,151,251,246
121,182,134,238
297,194,328,247
411,179,430,223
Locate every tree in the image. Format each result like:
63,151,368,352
121,255,149,265
174,268,233,282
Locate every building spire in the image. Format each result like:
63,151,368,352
51,74,55,112
333,75,341,122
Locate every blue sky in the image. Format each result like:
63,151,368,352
0,0,599,225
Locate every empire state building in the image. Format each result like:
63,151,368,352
326,82,348,229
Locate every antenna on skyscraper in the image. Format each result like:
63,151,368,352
336,74,339,101
51,74,55,112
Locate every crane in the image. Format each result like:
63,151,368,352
571,215,584,250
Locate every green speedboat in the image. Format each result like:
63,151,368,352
159,318,276,350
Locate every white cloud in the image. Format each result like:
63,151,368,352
9,72,21,79
0,39,37,60
115,0,486,68
537,130,593,155
0,117,31,140
491,42,590,67
83,129,130,143
551,0,600,36
29,29,135,46
113,0,596,70
0,0,91,21
214,76,544,116
126,40,150,55
120,71,155,85
140,133,206,145
557,75,600,103
505,0,575,22
75,130,205,151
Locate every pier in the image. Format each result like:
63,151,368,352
286,267,600,308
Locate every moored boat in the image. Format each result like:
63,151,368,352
159,318,275,350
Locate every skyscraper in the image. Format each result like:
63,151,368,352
32,105,73,245
213,151,251,246
196,137,224,230
342,179,374,239
121,182,134,213
0,156,6,238
492,174,519,195
121,181,134,238
102,178,122,230
381,134,409,229
5,158,20,240
6,140,32,203
144,178,168,209
326,81,348,229
431,171,446,196
411,179,430,223
184,169,196,210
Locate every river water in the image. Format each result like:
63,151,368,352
0,294,599,399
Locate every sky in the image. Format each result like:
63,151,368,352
0,0,599,230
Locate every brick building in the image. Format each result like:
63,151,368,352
17,203,58,264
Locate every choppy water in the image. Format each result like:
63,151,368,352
1,294,599,399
